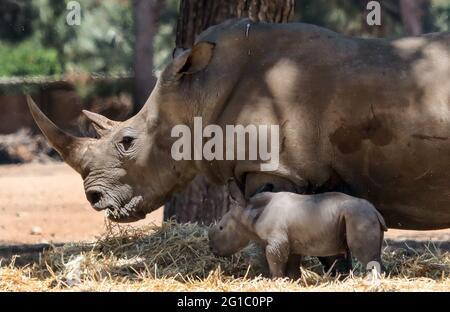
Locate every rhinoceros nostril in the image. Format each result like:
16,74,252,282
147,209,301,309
86,190,103,207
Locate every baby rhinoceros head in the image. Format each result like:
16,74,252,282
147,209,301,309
208,209,251,257
208,179,252,257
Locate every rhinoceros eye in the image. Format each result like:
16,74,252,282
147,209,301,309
120,136,135,151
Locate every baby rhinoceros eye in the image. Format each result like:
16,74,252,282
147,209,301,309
219,226,223,231
120,136,135,151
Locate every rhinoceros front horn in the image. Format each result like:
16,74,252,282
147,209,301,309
27,95,90,173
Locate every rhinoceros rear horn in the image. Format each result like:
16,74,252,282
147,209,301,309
27,96,89,173
82,110,118,136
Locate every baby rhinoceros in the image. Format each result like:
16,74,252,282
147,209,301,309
208,182,387,278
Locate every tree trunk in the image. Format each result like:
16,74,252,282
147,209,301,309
175,0,295,48
164,0,294,224
133,0,165,113
399,0,430,35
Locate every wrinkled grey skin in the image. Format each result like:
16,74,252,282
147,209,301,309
209,183,387,278
29,19,450,229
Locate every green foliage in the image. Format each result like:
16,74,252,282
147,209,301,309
0,0,136,76
154,0,179,72
0,0,36,42
296,0,403,38
65,0,134,73
295,0,449,37
431,0,450,32
31,0,134,73
0,0,447,79
22,0,179,73
0,40,61,76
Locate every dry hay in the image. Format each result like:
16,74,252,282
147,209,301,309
0,221,449,291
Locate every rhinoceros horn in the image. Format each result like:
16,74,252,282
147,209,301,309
27,95,91,173
82,110,118,136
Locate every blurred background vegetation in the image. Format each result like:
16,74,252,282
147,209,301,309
0,0,177,76
0,0,448,78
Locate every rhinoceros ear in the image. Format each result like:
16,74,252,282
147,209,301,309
227,179,246,207
173,42,215,75
254,183,274,194
82,110,119,137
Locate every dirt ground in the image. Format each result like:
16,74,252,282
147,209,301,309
0,163,449,245
0,163,162,244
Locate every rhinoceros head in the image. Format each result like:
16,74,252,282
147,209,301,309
28,41,218,222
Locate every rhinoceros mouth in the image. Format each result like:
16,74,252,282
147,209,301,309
104,195,145,222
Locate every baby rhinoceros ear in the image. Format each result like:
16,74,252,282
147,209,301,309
227,179,246,207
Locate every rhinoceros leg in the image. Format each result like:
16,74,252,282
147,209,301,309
266,239,290,278
245,172,353,276
319,252,353,277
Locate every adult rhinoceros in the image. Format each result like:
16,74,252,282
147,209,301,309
29,19,450,230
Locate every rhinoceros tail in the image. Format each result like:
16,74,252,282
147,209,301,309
373,209,388,232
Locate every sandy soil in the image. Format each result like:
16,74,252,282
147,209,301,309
0,163,448,245
0,163,162,244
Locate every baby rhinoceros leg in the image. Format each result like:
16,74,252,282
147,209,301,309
285,254,302,279
265,238,290,278
319,253,353,277
345,204,386,276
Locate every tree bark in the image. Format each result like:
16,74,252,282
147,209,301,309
133,0,165,113
164,0,294,224
176,0,295,48
399,0,430,35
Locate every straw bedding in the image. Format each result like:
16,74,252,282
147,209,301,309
0,221,449,291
